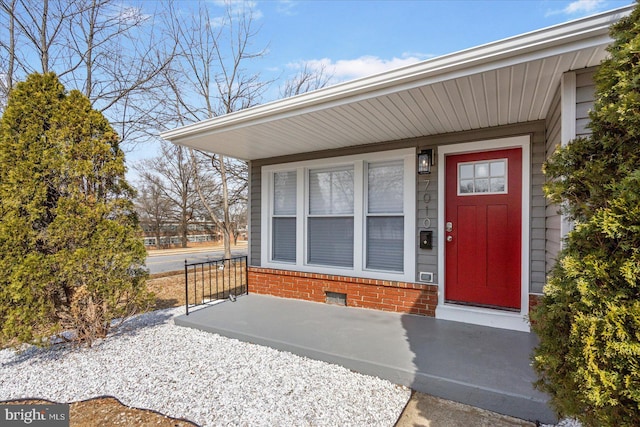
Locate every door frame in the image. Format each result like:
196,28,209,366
436,135,531,332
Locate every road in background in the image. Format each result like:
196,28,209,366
146,243,248,275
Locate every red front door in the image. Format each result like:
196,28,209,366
445,148,522,310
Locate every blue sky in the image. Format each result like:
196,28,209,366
248,0,631,95
128,0,632,172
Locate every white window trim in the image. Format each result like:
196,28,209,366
261,148,415,282
436,135,531,332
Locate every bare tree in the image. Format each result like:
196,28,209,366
280,62,333,98
135,177,172,249
158,0,267,259
137,141,202,248
0,0,81,74
0,0,16,108
0,0,176,148
229,202,248,244
63,0,176,147
190,151,248,250
0,0,33,110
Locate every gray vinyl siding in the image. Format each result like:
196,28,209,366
543,68,597,279
250,121,547,293
576,68,597,138
416,159,438,283
545,85,562,278
530,126,546,294
249,161,262,266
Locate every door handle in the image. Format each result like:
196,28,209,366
446,222,453,232
447,235,453,242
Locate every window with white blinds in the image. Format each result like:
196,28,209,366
366,162,404,271
308,167,354,267
262,149,415,281
272,171,296,262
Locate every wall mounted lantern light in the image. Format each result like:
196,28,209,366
417,149,434,175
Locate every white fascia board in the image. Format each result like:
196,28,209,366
160,5,632,145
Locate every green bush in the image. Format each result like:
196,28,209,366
0,73,151,347
531,4,640,425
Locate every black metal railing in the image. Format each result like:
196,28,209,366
184,256,248,315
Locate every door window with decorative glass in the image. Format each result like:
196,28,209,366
458,159,507,195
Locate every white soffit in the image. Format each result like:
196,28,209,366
160,5,633,161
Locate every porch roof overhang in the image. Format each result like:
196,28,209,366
160,6,632,161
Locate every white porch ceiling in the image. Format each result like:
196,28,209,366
161,6,632,161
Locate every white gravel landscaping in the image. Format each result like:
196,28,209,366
0,307,410,426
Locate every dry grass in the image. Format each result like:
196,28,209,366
146,258,247,311
146,273,187,310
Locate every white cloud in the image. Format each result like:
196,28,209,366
106,3,151,24
212,0,258,9
546,0,606,17
209,0,263,24
276,0,298,16
287,53,434,83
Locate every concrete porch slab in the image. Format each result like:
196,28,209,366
174,294,554,424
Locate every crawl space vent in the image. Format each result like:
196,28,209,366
325,291,347,306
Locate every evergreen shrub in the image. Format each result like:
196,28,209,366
531,4,640,425
0,73,151,347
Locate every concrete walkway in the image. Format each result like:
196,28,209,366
396,392,536,426
174,294,554,424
